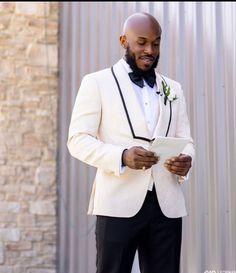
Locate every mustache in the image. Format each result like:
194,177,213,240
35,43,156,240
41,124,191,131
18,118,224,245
139,55,155,61
125,46,159,74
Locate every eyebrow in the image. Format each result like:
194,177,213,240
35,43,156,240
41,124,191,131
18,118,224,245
137,36,161,41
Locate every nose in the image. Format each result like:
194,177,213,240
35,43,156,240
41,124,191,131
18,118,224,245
144,44,154,55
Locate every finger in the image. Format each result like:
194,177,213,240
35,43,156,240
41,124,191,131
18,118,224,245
138,163,156,170
164,166,187,176
135,157,159,167
135,147,157,158
164,163,187,172
138,158,160,168
164,164,189,176
135,154,159,163
140,155,160,163
172,170,187,176
173,166,187,173
165,157,179,165
174,155,192,162
165,159,191,168
166,161,191,167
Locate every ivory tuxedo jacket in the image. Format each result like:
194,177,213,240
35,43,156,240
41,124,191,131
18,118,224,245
67,59,195,218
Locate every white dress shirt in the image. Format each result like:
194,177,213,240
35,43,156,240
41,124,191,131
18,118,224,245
120,59,160,190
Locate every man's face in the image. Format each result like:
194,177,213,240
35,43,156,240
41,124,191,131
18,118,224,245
121,23,161,72
125,46,159,73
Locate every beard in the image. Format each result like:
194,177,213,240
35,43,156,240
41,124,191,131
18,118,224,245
125,46,159,76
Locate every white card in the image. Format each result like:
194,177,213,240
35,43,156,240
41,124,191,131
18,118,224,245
149,137,190,164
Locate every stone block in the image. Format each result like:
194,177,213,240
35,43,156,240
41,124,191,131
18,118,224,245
3,185,20,193
6,241,32,251
4,250,19,259
17,214,35,227
5,195,19,202
12,266,27,273
0,133,23,147
5,107,22,121
13,146,42,161
0,177,6,185
26,43,58,67
0,15,11,31
36,216,56,228
30,201,55,216
0,90,6,100
42,147,56,161
27,268,56,273
0,2,15,14
37,186,56,198
0,229,20,241
0,194,5,201
21,230,43,242
20,249,37,258
0,202,20,213
0,166,16,176
0,145,7,153
15,3,50,17
21,184,36,195
0,266,13,273
42,254,56,266
0,241,4,264
0,60,15,79
0,214,17,223
43,232,56,242
23,134,42,147
0,159,6,165
34,117,53,134
35,166,55,185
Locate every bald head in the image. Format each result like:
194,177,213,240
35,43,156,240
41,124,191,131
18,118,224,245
122,12,161,36
120,13,162,71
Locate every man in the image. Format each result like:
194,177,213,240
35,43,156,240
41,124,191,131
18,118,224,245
67,12,194,273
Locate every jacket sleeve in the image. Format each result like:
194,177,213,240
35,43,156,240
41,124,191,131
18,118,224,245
175,86,195,181
67,74,125,177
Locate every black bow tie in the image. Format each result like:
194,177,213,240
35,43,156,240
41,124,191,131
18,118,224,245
128,70,156,88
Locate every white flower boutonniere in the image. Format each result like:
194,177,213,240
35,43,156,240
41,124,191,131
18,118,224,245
161,80,178,105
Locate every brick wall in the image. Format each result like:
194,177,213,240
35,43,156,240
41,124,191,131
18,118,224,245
0,2,58,273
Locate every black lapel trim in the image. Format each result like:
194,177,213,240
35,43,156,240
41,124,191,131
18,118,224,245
160,75,172,137
111,67,154,143
165,101,172,137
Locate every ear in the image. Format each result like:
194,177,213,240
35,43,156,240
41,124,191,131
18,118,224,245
120,35,128,49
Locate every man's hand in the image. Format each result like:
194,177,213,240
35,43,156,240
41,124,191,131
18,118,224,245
164,154,192,176
123,146,159,170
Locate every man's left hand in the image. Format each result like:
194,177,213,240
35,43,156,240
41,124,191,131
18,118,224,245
164,154,192,176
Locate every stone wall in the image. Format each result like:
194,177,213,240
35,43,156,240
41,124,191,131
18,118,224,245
0,2,58,273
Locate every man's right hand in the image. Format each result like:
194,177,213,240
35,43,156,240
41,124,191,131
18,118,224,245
122,146,159,170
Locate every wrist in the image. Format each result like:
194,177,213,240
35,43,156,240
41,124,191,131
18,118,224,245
121,149,128,167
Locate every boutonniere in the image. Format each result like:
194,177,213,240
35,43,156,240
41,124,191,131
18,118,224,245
161,80,178,105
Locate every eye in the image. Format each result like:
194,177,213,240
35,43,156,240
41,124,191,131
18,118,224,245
137,41,145,46
153,43,160,47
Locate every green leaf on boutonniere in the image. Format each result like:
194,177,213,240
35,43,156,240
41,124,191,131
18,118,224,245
161,80,178,103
